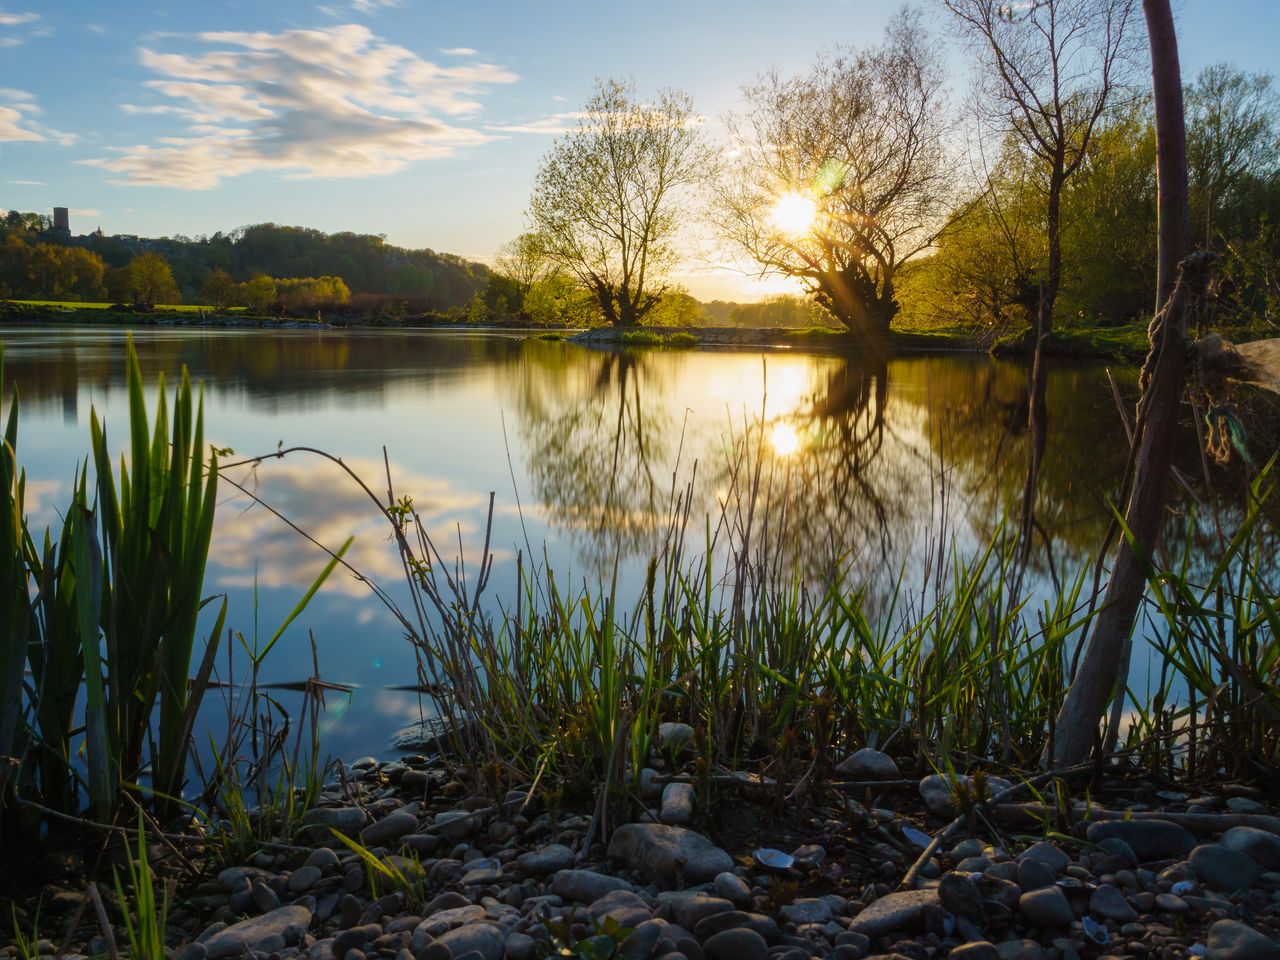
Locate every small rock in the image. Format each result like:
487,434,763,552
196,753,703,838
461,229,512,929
515,844,575,877
505,933,536,960
834,748,900,780
1154,893,1188,912
251,880,281,914
950,943,1000,960
618,920,666,960
361,811,417,847
1205,919,1280,960
938,873,984,923
1224,797,1266,815
289,865,322,894
780,898,833,925
1016,859,1056,892
1018,887,1073,929
1220,827,1280,871
550,869,635,903
300,807,368,839
703,928,769,960
660,782,695,826
713,872,751,908
848,889,940,937
201,905,312,959
1189,843,1261,893
1084,820,1196,863
434,923,505,960
693,911,779,943
1018,842,1069,874
791,844,825,871
608,823,733,886
656,722,695,756
591,889,654,928
1088,884,1137,923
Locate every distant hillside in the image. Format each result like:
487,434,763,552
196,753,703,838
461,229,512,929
1,214,490,310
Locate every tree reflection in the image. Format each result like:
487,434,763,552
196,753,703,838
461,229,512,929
518,349,682,573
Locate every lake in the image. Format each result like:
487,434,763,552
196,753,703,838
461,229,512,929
1,325,1255,765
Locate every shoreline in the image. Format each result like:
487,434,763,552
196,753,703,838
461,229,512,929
8,742,1278,960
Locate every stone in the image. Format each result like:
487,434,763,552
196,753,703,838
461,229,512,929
656,722,695,756
1189,843,1261,892
780,898,833,925
251,880,280,914
608,823,733,886
950,943,1000,960
938,873,984,923
713,872,751,908
847,890,940,937
423,892,472,916
300,807,368,839
305,847,341,873
1095,837,1138,867
361,811,417,847
202,905,312,959
550,869,635,903
1088,884,1137,923
1016,859,1056,892
918,774,1013,818
434,923,505,960
659,892,734,929
1084,820,1196,863
217,866,270,891
660,782,696,826
1220,827,1280,871
416,944,454,960
693,911,779,944
703,929,769,960
433,810,480,840
618,921,666,960
1225,797,1266,815
1206,919,1280,960
996,940,1043,960
504,933,536,960
1018,887,1073,929
834,748,900,780
515,844,576,877
1154,893,1188,912
289,865,322,894
591,889,654,928
791,845,826,871
331,925,381,959
1018,842,1069,874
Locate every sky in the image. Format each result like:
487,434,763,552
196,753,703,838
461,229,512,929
2,0,1278,301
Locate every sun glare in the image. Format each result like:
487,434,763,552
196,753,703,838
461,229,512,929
769,422,801,457
769,191,818,237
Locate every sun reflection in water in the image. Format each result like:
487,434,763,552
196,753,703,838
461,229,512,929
770,421,801,457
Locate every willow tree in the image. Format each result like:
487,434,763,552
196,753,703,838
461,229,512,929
714,12,952,336
529,79,711,328
944,0,1140,336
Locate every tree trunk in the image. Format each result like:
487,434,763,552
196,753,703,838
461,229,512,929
1042,169,1063,337
1049,0,1192,767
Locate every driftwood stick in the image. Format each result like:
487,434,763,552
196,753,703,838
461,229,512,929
987,802,1280,836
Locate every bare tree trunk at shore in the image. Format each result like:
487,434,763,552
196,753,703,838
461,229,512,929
1050,0,1193,767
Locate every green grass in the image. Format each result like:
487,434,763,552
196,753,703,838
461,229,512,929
619,329,701,349
992,325,1151,360
4,299,230,313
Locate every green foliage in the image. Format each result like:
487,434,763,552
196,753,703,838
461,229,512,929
541,916,634,959
128,252,181,309
114,817,172,960
619,330,663,348
728,294,834,329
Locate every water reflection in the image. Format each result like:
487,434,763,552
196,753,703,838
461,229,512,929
3,325,1273,759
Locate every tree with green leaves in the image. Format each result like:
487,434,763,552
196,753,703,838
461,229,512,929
529,78,713,327
128,252,180,309
201,267,237,310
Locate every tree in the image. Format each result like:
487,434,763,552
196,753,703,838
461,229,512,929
715,11,952,335
201,267,237,310
1186,63,1280,249
529,78,713,327
943,0,1140,336
238,274,277,313
494,232,552,308
645,287,706,326
128,252,180,309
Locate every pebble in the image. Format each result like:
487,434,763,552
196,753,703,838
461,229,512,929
201,905,312,959
434,922,505,960
515,843,576,876
607,823,734,885
1084,820,1197,863
1220,827,1280,872
703,928,769,960
360,811,418,847
848,889,940,936
1088,883,1138,922
1205,919,1280,960
1017,858,1056,892
1018,842,1069,874
1018,887,1074,929
714,871,752,907
550,868,635,903
834,748,900,780
1189,844,1261,893
660,782,696,826
951,942,1001,960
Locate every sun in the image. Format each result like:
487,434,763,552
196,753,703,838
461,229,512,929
769,191,818,237
769,422,801,457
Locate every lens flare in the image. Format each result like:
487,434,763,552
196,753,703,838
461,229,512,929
769,191,818,237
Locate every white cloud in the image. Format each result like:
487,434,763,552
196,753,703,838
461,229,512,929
486,112,587,135
6,178,45,185
0,11,38,26
440,47,476,56
0,9,39,46
83,23,517,189
0,87,75,145
70,207,101,217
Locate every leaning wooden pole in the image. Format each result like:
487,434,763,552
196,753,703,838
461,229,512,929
1049,0,1191,767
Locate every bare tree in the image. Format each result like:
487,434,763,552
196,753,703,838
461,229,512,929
529,79,712,328
944,0,1140,336
714,11,952,336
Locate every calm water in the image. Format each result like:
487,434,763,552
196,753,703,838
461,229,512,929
1,325,1258,763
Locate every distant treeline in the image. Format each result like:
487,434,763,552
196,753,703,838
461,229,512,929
0,215,489,311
